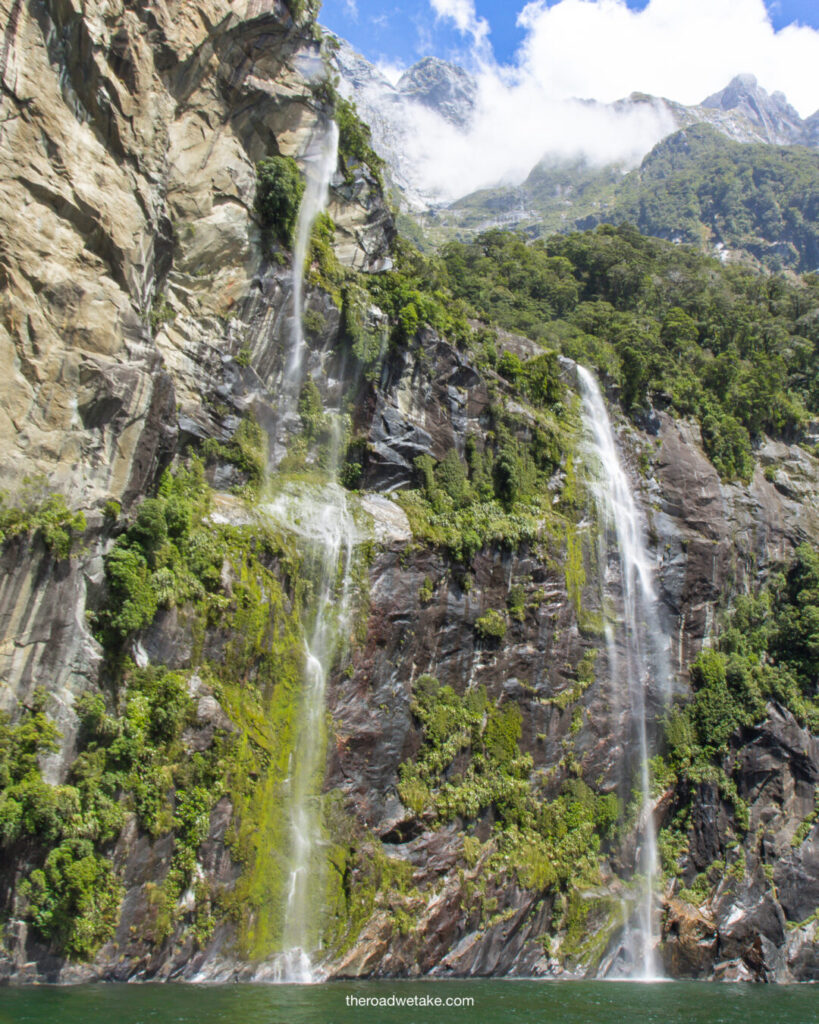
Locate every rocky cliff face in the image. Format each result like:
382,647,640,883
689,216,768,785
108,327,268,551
0,0,387,730
1,0,819,988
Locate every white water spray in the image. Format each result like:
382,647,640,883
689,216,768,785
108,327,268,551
285,121,339,391
264,120,354,982
265,470,357,983
576,365,670,981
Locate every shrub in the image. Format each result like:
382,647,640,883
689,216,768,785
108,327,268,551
0,482,86,559
497,350,524,384
474,609,507,641
298,378,325,439
507,584,527,622
103,500,121,522
256,156,305,247
335,97,385,186
21,839,122,961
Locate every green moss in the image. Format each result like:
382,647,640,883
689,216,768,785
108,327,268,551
792,794,819,848
396,675,616,915
677,872,711,907
548,650,597,711
202,415,267,491
507,583,527,622
334,97,386,187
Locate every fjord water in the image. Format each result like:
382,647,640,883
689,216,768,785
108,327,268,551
577,366,671,980
4,981,817,1024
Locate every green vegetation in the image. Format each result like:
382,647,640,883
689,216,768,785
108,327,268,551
0,478,86,558
93,461,221,642
202,415,267,492
655,544,819,886
256,155,305,247
398,675,619,897
0,450,313,962
7,458,318,961
474,608,507,641
149,295,175,335
0,690,122,959
666,544,819,769
548,650,597,712
426,125,819,273
283,0,321,21
335,97,386,187
597,125,819,273
440,225,819,481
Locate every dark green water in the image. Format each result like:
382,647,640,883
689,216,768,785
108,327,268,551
1,980,817,1024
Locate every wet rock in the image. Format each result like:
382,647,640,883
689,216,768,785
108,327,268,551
661,898,718,977
774,831,819,924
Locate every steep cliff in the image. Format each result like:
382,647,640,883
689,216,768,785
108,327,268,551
1,0,819,988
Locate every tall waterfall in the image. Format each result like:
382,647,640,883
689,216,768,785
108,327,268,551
265,121,354,983
285,121,339,392
576,365,670,981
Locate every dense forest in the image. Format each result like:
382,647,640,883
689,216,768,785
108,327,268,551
437,125,819,274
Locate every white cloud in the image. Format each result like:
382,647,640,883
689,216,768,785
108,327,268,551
397,80,674,202
376,60,407,86
515,0,819,117
392,0,819,203
430,0,490,46
342,0,358,18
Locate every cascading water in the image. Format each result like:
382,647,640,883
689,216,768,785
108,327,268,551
576,365,671,981
285,121,340,393
262,120,355,983
266,464,357,983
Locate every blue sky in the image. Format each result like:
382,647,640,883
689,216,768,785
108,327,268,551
318,0,819,200
320,1,819,72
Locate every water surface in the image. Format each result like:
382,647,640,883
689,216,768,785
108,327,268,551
2,980,817,1024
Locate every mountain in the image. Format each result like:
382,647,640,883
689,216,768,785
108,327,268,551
701,73,806,145
579,124,819,271
2,2,819,991
330,37,477,207
332,45,819,212
396,56,477,129
423,123,819,272
331,48,819,268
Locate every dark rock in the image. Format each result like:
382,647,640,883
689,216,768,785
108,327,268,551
661,899,718,977
774,831,819,924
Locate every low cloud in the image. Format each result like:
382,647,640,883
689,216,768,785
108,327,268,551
375,60,407,86
403,80,674,201
387,0,819,202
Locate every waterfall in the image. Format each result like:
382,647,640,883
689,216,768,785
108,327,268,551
263,121,353,983
576,365,670,981
285,121,339,393
265,468,357,984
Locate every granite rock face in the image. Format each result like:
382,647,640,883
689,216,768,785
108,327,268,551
0,0,387,732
